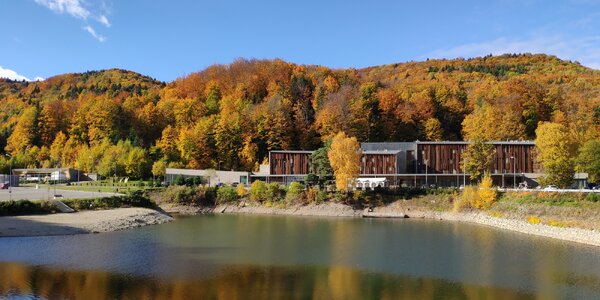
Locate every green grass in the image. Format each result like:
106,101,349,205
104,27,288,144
21,181,160,193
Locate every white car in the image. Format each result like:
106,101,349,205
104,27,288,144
543,185,559,191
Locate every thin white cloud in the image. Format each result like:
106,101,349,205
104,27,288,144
0,66,44,81
83,25,106,42
426,35,600,70
97,15,110,27
34,0,111,41
34,0,90,20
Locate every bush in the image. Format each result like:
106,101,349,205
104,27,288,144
586,193,600,203
266,183,283,201
475,175,497,209
0,200,55,216
157,185,216,206
174,175,185,186
527,215,541,225
236,184,247,197
454,186,476,212
285,182,304,202
62,191,154,210
250,180,268,202
217,186,238,204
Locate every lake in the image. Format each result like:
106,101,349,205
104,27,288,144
0,214,599,299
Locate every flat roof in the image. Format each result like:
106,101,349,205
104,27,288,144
270,150,314,154
363,150,401,154
13,168,76,173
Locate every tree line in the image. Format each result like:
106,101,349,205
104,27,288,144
0,54,598,183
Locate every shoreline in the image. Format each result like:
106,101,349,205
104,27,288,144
0,207,173,237
161,202,600,248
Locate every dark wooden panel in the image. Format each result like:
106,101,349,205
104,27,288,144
361,154,397,175
270,152,312,175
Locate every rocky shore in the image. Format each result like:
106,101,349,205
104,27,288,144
163,201,600,248
0,207,173,237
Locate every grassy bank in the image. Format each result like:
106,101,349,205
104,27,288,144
0,191,156,217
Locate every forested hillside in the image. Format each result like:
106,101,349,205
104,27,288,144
1,54,599,178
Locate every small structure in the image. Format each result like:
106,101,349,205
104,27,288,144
12,168,84,183
0,174,19,187
165,168,250,187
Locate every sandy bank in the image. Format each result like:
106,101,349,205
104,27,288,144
162,201,600,247
0,207,173,237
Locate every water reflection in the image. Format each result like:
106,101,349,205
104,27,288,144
0,261,533,300
1,215,600,299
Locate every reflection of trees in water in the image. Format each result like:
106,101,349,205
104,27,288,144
0,262,533,300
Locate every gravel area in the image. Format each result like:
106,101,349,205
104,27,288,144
0,208,173,237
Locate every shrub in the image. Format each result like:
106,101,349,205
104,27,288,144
250,180,268,202
285,182,304,202
527,215,541,225
306,187,318,203
475,175,497,209
174,175,185,186
266,183,283,201
217,186,238,204
586,193,600,203
236,184,247,197
316,190,328,204
454,186,476,212
0,200,55,216
157,185,216,206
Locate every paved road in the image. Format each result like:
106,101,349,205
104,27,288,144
0,187,122,201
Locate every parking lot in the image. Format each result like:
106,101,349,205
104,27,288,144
0,187,122,201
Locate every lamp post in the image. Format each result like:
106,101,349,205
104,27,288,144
510,156,516,189
5,154,12,201
462,149,466,187
424,159,428,188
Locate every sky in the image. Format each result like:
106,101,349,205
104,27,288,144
1,0,599,82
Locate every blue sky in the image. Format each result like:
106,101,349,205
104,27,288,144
1,0,599,82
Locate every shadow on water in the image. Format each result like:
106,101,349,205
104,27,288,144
0,261,534,300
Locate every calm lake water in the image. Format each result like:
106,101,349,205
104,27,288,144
0,214,599,299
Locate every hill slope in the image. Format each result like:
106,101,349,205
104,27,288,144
0,54,598,177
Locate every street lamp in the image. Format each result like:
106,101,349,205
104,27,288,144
424,159,429,188
5,154,12,201
510,156,516,189
462,149,466,187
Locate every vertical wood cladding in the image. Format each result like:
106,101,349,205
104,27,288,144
418,144,467,174
269,142,539,176
417,143,538,175
270,152,312,175
360,154,398,174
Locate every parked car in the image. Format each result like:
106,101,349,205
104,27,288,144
543,185,558,191
0,182,9,189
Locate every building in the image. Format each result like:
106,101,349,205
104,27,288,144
0,174,19,187
12,168,87,183
255,141,550,188
165,168,251,187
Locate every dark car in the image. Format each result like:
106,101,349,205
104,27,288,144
0,182,9,189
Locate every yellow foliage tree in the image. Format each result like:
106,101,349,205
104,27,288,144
328,132,361,192
476,175,497,209
535,122,577,187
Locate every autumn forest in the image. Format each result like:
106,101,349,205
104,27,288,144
1,54,599,179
